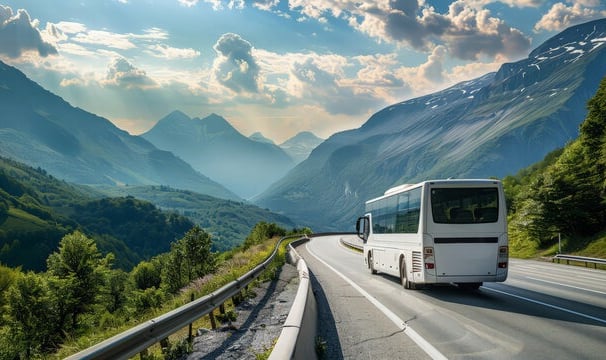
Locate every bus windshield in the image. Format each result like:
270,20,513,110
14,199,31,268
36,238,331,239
431,187,498,224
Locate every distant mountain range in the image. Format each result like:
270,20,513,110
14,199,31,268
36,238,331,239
0,61,238,201
278,131,324,164
141,111,296,199
254,18,606,231
248,131,323,164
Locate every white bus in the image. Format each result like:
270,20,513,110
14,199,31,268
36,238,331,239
356,179,508,290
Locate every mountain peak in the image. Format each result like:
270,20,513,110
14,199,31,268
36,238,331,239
198,113,237,134
249,132,275,144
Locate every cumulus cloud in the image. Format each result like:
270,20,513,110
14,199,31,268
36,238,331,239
290,58,379,115
288,0,530,62
419,45,447,83
534,2,606,32
213,33,261,93
0,5,57,58
105,57,157,89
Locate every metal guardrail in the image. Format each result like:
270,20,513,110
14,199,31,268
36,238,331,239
66,234,303,360
553,254,606,269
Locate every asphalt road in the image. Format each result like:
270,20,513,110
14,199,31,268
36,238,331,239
297,235,606,360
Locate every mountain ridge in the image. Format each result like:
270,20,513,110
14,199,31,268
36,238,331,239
0,63,239,201
254,18,606,231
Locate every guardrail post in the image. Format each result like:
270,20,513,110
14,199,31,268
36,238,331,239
209,309,217,329
189,293,194,344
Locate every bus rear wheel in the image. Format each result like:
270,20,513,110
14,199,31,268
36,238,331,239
400,257,411,289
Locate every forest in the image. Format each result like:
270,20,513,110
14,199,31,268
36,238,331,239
504,76,606,259
0,221,302,359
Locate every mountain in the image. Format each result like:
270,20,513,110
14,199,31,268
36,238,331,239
141,111,295,199
279,131,324,164
0,62,239,201
254,18,606,231
249,132,275,144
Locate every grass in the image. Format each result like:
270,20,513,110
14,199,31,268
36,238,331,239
511,231,606,270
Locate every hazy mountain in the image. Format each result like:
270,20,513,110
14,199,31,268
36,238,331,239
142,111,295,199
249,132,275,145
279,131,324,164
0,62,238,201
254,18,606,231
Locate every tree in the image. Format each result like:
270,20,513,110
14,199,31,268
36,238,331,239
46,231,108,329
5,272,56,358
162,226,215,293
131,260,162,290
182,226,215,283
242,222,286,249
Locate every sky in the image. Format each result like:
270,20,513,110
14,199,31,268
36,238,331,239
0,1,605,143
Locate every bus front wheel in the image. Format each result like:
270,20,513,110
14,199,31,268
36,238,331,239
368,252,377,274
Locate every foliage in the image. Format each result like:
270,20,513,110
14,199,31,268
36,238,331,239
505,76,606,256
131,260,162,290
46,231,110,329
92,184,296,252
243,222,286,249
5,271,58,357
0,156,195,271
163,226,216,293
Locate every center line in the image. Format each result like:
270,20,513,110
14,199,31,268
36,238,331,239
483,287,606,325
525,276,606,296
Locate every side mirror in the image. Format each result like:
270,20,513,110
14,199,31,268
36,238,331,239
356,216,370,243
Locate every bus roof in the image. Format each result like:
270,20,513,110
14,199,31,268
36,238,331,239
367,179,501,204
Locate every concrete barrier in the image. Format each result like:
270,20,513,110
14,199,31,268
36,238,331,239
269,237,318,360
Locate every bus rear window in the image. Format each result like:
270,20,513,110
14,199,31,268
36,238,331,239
431,187,498,224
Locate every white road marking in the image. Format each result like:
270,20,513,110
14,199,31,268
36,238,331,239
525,276,606,296
483,287,606,325
306,241,447,360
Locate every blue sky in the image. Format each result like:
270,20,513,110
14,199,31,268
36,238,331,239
1,1,605,143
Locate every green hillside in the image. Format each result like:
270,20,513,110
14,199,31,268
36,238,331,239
90,185,296,252
504,76,606,259
0,156,194,270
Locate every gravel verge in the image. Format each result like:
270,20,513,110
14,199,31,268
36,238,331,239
187,262,299,360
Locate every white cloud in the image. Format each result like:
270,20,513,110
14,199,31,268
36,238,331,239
212,33,261,93
286,1,530,62
419,45,447,83
146,44,200,59
534,2,606,32
104,57,157,89
72,29,136,50
0,5,57,58
200,0,245,10
179,0,200,7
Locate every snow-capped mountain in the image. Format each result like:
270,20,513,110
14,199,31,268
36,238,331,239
254,18,606,231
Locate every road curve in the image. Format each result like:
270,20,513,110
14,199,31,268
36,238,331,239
297,235,606,360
